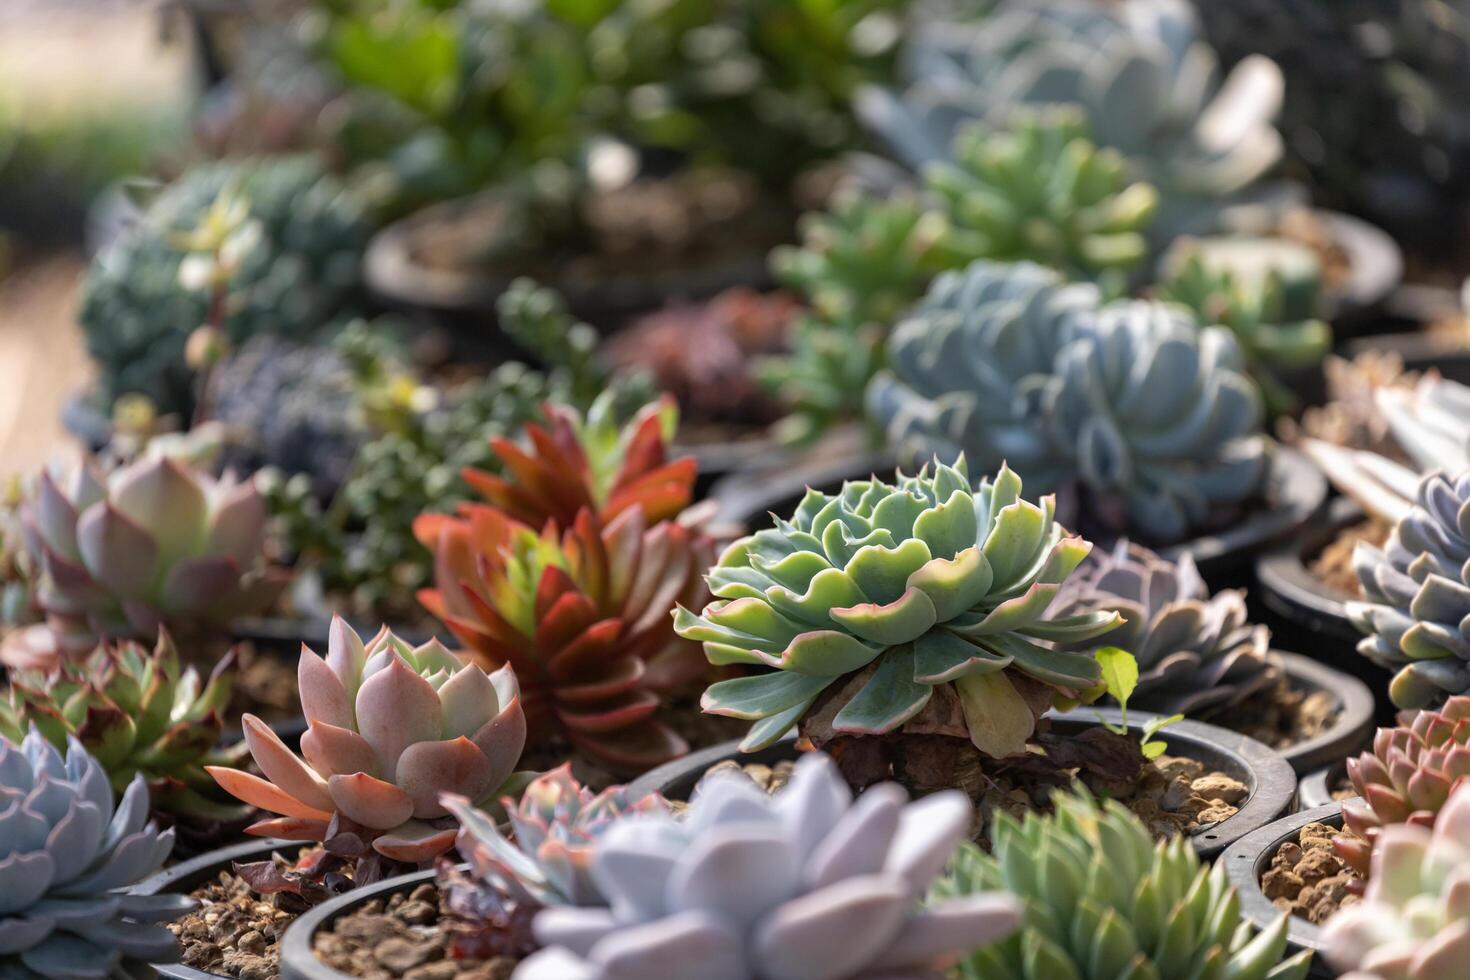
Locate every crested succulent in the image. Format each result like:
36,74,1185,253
1045,300,1268,543
516,751,1022,980
79,155,369,417
926,109,1159,284
208,619,527,863
442,764,668,908
19,453,287,662
1158,238,1331,413
1349,471,1470,710
1334,696,1470,879
937,784,1312,980
416,503,711,773
867,259,1099,488
1323,780,1470,980
0,729,192,978
676,457,1119,761
859,0,1285,242
868,262,1269,545
0,632,250,826
1049,540,1278,717
462,394,696,533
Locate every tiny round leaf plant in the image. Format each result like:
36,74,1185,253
675,456,1121,761
516,751,1023,980
0,729,193,978
208,618,527,865
936,783,1314,980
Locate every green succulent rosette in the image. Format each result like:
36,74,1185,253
675,457,1121,759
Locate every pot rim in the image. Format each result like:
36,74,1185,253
626,705,1295,860
1221,800,1355,959
1272,650,1375,774
1297,760,1348,812
278,868,444,980
1255,496,1363,641
1310,209,1402,322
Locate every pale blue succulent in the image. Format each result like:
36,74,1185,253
0,729,190,978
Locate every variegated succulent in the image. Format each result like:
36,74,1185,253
1324,781,1470,980
516,752,1022,980
463,394,696,533
1350,471,1470,710
676,457,1119,761
868,259,1099,488
209,619,527,864
0,632,249,827
926,109,1159,283
417,504,711,773
0,730,192,978
1049,540,1277,717
442,764,667,908
1335,697,1470,878
18,454,286,663
937,784,1312,980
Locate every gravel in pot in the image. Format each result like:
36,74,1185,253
1257,651,1375,775
627,707,1295,860
1223,801,1366,977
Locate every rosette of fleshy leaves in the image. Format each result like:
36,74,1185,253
1350,471,1470,709
676,457,1120,761
436,766,668,957
926,108,1159,288
517,751,1022,980
1049,540,1278,717
867,259,1100,488
0,631,250,828
937,783,1312,980
18,453,287,663
0,729,193,979
1045,299,1268,544
462,393,697,533
1324,781,1470,980
416,503,712,774
208,620,527,865
1334,696,1470,879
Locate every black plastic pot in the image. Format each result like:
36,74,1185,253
627,706,1296,860
130,838,302,980
1222,801,1352,977
711,446,1326,589
1297,761,1349,812
1270,652,1374,775
1254,497,1396,724
364,189,779,363
278,868,442,980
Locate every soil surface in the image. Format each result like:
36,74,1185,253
1261,821,1362,924
1215,674,1337,751
171,855,306,980
1310,519,1392,597
314,882,516,980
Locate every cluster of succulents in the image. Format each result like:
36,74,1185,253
1349,471,1470,709
1050,540,1278,717
860,0,1285,243
926,108,1160,285
1335,696,1470,878
0,632,249,828
937,783,1312,979
0,729,193,978
78,155,370,418
209,620,527,864
869,259,1268,545
677,457,1119,763
17,453,286,663
517,751,1023,979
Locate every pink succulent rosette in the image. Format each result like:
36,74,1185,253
209,618,527,862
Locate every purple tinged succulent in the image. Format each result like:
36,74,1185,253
0,729,191,978
514,752,1022,980
442,764,668,908
19,454,286,661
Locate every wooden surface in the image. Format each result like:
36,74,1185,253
0,257,90,479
